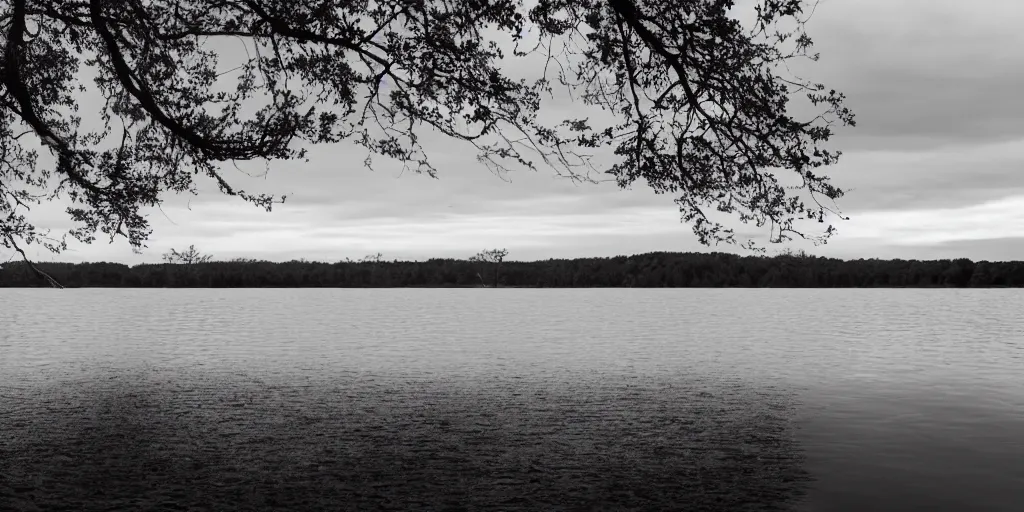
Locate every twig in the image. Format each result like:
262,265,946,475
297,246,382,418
2,235,65,288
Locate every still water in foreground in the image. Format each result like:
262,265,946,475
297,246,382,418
1,289,1022,511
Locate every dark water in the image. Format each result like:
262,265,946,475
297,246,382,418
1,289,1022,511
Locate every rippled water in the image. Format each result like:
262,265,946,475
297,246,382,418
1,289,1023,511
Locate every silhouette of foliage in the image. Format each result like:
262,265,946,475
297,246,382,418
3,253,1023,288
161,245,213,265
469,248,508,287
2,0,853,284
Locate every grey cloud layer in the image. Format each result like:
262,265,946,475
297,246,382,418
802,0,1024,150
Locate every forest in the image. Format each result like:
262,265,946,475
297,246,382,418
2,251,1022,288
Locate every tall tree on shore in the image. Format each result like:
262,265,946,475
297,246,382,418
2,0,853,286
161,245,213,265
161,244,212,284
470,248,509,287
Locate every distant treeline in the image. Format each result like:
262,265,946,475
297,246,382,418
2,252,1023,288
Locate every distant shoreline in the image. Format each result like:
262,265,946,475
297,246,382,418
1,285,1017,289
3,252,1021,288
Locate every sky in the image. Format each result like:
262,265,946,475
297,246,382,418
11,0,1024,264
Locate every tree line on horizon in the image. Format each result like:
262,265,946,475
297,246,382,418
2,250,1022,288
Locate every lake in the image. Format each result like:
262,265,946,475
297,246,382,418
1,289,1022,511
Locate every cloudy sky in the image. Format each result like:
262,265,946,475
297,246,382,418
12,0,1024,264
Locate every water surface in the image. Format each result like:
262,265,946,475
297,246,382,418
1,289,1022,510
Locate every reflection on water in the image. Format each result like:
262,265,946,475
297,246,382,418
1,289,1023,510
1,371,812,510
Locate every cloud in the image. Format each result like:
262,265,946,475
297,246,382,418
23,195,696,264
829,138,1024,212
839,195,1024,246
797,0,1024,150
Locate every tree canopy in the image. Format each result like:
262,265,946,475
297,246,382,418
1,0,854,273
3,253,1020,289
161,244,213,264
469,248,508,286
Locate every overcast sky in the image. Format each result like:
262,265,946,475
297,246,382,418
12,0,1024,264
